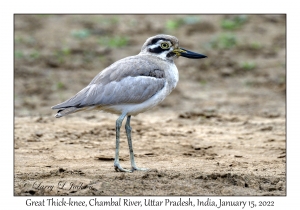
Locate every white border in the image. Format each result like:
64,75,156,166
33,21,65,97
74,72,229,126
4,0,297,208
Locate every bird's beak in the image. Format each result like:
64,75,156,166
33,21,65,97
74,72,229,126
173,47,207,59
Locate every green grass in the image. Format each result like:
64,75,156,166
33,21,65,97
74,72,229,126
15,36,23,44
53,48,71,64
71,29,91,39
15,35,36,45
54,47,71,64
166,19,184,30
209,33,237,49
15,50,40,60
61,47,71,56
250,42,262,50
221,15,248,30
98,36,128,48
30,50,40,59
15,50,24,58
56,82,66,90
200,80,207,86
240,61,256,70
183,16,201,24
166,16,201,30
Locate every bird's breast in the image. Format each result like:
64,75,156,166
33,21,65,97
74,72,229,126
165,62,179,93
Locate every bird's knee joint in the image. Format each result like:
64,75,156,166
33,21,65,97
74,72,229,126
125,124,132,131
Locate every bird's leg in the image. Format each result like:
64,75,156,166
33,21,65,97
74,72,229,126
125,115,148,171
114,113,132,172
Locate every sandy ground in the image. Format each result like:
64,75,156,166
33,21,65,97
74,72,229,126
14,14,286,196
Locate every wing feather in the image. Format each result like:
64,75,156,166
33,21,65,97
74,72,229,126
52,55,166,110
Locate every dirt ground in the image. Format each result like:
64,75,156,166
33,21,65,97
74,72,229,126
14,14,286,196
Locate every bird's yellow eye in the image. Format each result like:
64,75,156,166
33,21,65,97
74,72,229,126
160,42,170,49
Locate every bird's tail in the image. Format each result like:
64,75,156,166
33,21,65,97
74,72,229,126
53,107,85,118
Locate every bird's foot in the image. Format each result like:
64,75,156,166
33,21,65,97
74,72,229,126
131,166,149,171
114,164,133,173
114,163,149,172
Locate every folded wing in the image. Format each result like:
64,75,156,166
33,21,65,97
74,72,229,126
52,56,166,117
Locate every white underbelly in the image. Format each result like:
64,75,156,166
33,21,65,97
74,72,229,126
104,84,169,115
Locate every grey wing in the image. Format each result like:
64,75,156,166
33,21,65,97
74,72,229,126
52,56,166,109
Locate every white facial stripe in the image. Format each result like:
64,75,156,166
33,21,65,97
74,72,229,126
155,50,172,60
149,40,172,49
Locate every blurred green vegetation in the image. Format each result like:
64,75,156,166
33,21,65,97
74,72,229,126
209,33,237,49
221,15,248,30
30,50,40,59
71,29,91,39
56,81,66,90
15,35,36,45
61,47,71,56
199,79,207,86
97,16,119,26
15,50,24,58
54,47,71,64
250,42,262,50
14,49,40,60
166,19,183,30
240,61,256,71
98,36,128,48
165,16,201,30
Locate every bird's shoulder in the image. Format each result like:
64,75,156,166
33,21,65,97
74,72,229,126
89,55,167,85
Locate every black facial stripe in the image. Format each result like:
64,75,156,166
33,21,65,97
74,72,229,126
148,46,169,54
148,38,171,46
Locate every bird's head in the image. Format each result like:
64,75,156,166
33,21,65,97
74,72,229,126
140,34,207,61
